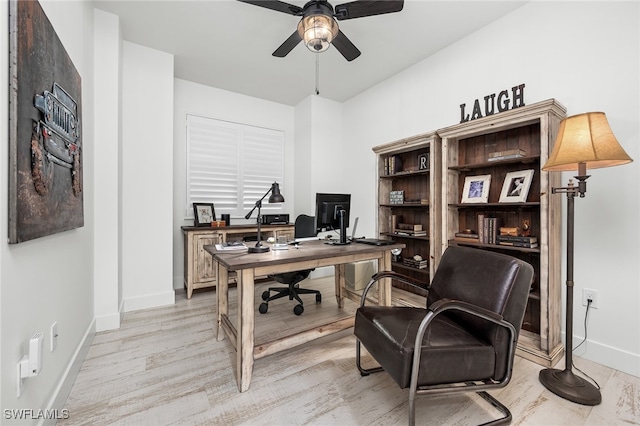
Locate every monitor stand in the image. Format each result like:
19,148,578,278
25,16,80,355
327,209,350,245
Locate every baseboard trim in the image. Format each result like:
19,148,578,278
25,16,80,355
123,290,175,312
41,319,96,426
568,332,640,378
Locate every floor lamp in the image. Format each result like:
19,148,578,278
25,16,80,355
244,182,285,253
539,112,632,405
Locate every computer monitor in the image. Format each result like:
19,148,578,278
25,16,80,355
315,193,351,244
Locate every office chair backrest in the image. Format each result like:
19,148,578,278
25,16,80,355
294,215,316,239
427,246,534,378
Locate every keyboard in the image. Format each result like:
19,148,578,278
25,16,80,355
353,238,396,246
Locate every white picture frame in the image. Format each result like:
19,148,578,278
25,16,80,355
461,174,491,203
499,169,535,203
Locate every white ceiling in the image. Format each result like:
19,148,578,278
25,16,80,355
94,0,527,106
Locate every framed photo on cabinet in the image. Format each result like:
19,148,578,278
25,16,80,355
499,169,534,203
461,174,491,203
193,203,215,226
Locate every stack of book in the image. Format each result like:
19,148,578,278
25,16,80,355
476,214,501,244
384,154,404,175
215,241,247,251
487,148,526,162
395,223,427,237
497,235,538,248
403,257,428,269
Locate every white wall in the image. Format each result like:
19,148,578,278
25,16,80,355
172,79,295,289
93,9,122,332
0,0,96,420
121,42,175,311
341,1,639,376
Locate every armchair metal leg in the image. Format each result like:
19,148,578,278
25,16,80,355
476,391,512,425
355,339,383,376
408,390,512,426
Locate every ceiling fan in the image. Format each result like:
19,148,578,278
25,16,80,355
238,0,404,61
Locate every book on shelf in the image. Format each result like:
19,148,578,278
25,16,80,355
480,217,501,244
454,231,479,239
496,235,538,244
498,241,539,248
394,229,427,237
386,154,404,175
487,148,526,162
477,213,485,244
397,223,423,231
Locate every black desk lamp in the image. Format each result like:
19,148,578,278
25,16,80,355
539,112,632,405
244,182,285,253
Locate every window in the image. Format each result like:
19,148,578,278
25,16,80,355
186,115,285,218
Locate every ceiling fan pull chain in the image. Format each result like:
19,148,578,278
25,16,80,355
315,53,320,95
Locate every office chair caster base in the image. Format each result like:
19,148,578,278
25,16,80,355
259,302,269,314
293,304,304,315
316,293,321,303
261,291,270,301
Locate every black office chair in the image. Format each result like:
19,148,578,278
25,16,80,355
354,246,534,425
259,214,321,316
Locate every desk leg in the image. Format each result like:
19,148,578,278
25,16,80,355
377,250,392,306
334,264,345,308
236,268,255,392
216,264,229,341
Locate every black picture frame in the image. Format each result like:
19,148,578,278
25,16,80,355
193,203,215,227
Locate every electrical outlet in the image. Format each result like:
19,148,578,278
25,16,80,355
582,288,599,309
50,322,58,352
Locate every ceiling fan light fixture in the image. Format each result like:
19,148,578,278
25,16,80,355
297,14,338,53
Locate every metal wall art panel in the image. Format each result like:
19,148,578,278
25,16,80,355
8,0,84,243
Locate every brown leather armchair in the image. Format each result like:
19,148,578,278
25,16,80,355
354,246,534,425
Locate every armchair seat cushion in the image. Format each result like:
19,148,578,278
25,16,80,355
355,306,496,389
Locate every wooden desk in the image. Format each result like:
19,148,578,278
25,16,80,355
205,240,405,392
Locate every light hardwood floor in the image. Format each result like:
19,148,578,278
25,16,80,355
60,278,639,425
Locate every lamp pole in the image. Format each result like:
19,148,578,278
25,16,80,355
244,182,284,254
539,164,601,405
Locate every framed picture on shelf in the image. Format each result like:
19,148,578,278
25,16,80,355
499,169,535,203
461,174,491,203
193,203,216,226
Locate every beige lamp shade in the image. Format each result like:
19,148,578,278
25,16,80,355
542,112,633,172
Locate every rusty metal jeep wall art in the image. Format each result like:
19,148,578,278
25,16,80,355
8,0,84,243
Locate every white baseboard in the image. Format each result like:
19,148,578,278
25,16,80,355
41,319,96,426
569,332,640,378
95,299,124,332
123,290,175,312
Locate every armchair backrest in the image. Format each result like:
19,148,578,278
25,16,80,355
428,246,534,377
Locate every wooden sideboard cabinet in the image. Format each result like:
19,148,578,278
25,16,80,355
182,224,295,298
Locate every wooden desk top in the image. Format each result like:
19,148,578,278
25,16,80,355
204,240,405,272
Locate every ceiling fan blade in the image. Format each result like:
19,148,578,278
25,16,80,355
272,30,302,57
331,30,361,61
237,0,302,16
334,0,404,20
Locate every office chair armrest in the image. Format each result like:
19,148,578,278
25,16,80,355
360,271,428,307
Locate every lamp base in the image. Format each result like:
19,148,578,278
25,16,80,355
248,245,270,253
539,368,601,406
